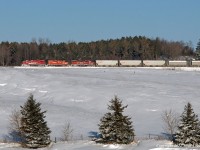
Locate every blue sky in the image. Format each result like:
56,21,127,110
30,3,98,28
0,0,200,47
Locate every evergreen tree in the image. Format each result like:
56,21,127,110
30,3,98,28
196,39,200,60
99,96,135,144
20,94,51,148
196,39,200,52
175,102,200,147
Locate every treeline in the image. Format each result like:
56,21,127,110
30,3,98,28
0,36,194,66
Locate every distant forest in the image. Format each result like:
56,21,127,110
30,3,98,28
0,36,195,66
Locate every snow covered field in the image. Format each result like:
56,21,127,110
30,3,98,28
0,67,200,149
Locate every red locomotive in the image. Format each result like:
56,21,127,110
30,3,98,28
21,60,46,66
71,60,95,66
48,60,68,66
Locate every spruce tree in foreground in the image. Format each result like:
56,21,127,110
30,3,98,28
175,102,200,147
99,96,135,144
20,94,51,148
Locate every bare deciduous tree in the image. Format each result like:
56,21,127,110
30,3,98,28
8,109,23,142
161,109,179,135
9,109,21,130
61,121,74,141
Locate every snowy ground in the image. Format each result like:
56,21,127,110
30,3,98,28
0,66,200,149
0,140,199,150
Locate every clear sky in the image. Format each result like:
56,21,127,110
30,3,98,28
0,0,200,48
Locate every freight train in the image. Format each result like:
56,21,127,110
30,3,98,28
21,59,200,67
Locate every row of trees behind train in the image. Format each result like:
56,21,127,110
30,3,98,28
7,93,200,148
0,36,196,66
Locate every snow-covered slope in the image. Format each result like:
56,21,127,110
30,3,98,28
0,67,200,149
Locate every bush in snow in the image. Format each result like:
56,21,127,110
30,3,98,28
175,102,200,147
98,95,135,144
20,94,51,148
88,131,102,141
